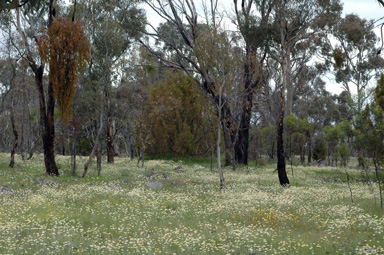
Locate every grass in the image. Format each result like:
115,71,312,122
0,153,383,254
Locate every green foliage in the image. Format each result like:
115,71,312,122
259,124,276,159
313,137,327,162
375,73,384,111
138,71,216,157
284,114,313,160
337,142,351,167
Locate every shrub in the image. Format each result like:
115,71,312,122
313,137,327,162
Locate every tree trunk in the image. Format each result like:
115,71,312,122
107,118,115,164
96,142,102,176
81,85,105,178
234,46,257,165
217,89,226,190
307,133,312,164
34,68,59,176
9,100,18,168
277,29,290,186
235,108,250,165
72,129,77,176
277,109,290,186
16,2,59,176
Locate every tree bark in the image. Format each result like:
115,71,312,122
204,81,236,166
9,100,18,168
16,5,59,176
34,68,59,176
307,131,312,163
72,128,77,176
235,103,251,165
234,44,255,166
277,101,290,186
277,24,290,186
81,85,105,178
107,118,115,163
96,141,102,176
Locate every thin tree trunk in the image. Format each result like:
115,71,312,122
373,158,383,209
107,118,114,163
217,87,226,190
72,129,77,176
307,136,312,164
81,86,104,178
345,169,354,203
96,142,102,176
140,135,146,168
8,63,17,168
210,145,213,173
9,99,18,168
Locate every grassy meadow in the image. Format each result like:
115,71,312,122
0,153,383,254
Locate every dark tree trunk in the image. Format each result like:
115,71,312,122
235,108,250,165
96,142,102,176
107,118,114,164
277,59,289,185
33,66,59,176
9,102,18,168
234,44,259,166
307,132,312,164
72,128,77,176
223,126,232,167
277,114,289,186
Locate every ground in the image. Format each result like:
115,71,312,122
0,154,383,254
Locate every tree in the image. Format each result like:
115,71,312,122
0,0,40,11
356,103,384,209
141,71,216,157
270,0,341,185
77,0,145,171
331,14,384,113
232,0,275,165
14,0,89,175
143,0,253,167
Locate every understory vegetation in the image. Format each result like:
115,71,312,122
0,154,383,255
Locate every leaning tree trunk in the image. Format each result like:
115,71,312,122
81,84,105,178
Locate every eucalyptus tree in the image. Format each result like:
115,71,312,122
268,0,342,185
6,0,90,176
77,0,145,176
231,0,276,165
331,14,384,113
143,0,245,168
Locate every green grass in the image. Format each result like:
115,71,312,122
0,153,383,254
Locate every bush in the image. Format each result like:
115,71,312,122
337,142,351,167
255,157,267,167
313,137,327,162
